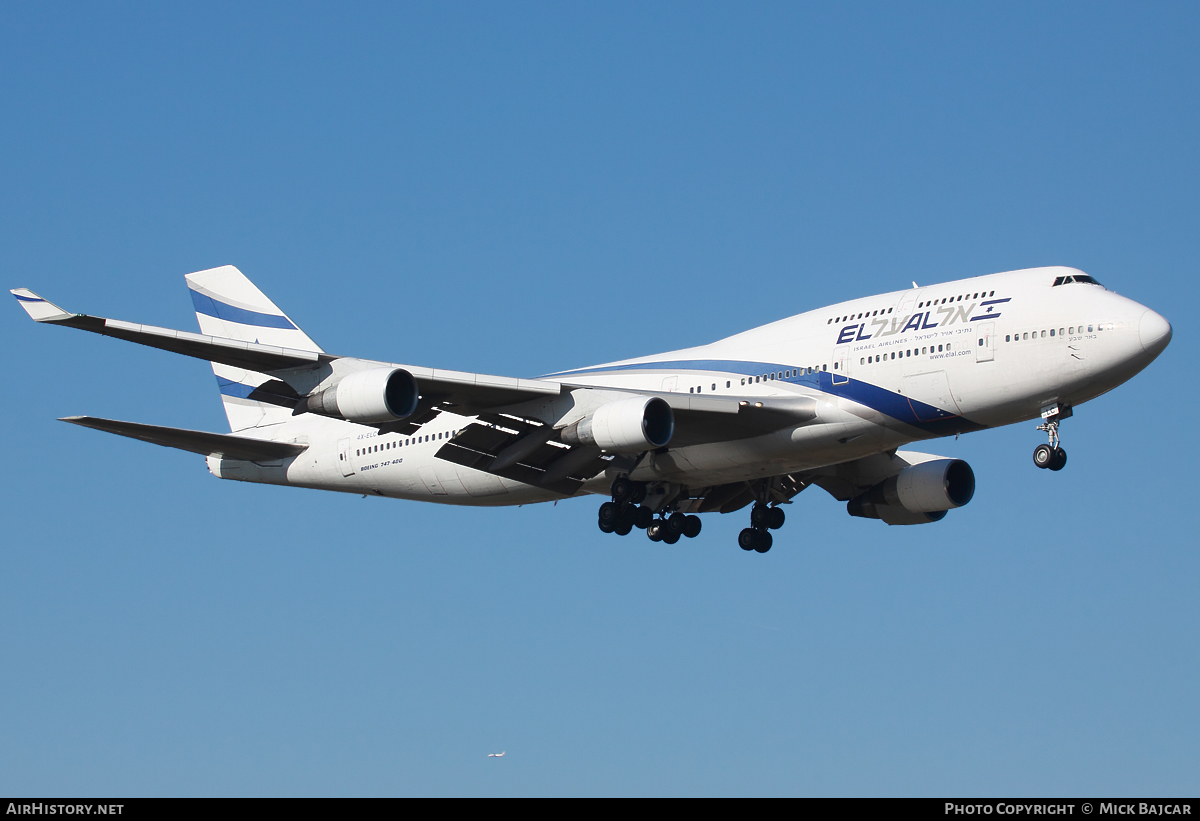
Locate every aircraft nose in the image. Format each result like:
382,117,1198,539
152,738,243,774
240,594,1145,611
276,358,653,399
1138,309,1172,356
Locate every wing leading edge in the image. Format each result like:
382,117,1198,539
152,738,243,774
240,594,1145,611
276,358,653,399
11,288,322,372
10,287,565,415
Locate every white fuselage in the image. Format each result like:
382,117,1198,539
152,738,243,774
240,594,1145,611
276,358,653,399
208,266,1170,506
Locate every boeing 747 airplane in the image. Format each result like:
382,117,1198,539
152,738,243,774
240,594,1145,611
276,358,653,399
12,265,1171,552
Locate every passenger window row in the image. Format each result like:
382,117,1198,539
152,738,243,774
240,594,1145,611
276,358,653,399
917,290,994,309
733,366,827,388
687,366,833,392
826,290,998,325
1004,322,1115,343
827,307,892,325
859,344,951,365
355,429,459,457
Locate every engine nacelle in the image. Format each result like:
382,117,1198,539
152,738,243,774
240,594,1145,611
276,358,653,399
560,396,674,453
846,459,975,525
846,501,948,526
304,367,419,423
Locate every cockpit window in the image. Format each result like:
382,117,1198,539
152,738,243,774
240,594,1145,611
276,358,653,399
1053,274,1103,287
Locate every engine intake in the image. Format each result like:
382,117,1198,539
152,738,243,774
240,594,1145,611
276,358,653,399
304,367,419,423
847,459,975,525
560,396,674,453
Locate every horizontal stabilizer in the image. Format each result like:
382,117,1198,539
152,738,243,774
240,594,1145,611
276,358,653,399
11,289,322,372
60,416,307,461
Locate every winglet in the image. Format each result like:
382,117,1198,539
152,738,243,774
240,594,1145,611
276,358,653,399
10,289,74,322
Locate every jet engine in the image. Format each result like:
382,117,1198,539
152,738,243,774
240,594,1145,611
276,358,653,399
560,396,674,453
303,367,420,423
846,459,975,525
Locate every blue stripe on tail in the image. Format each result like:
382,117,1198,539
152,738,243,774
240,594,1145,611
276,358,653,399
189,290,297,330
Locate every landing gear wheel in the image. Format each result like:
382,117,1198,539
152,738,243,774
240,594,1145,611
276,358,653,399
1033,443,1055,469
611,478,633,503
598,501,621,527
662,531,680,545
683,515,702,539
753,530,773,553
738,528,757,551
598,519,615,534
1035,408,1071,471
750,504,770,528
647,522,664,542
634,505,654,529
665,512,687,537
614,522,633,536
766,507,785,530
629,483,647,505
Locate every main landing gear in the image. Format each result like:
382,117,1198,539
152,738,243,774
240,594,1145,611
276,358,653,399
1033,403,1072,472
738,502,785,553
597,478,701,544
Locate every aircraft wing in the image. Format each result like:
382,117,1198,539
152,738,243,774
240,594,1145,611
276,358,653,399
801,449,954,501
689,450,957,514
436,413,609,496
11,289,323,372
650,393,817,447
60,416,307,462
12,289,811,442
434,395,819,495
11,288,565,412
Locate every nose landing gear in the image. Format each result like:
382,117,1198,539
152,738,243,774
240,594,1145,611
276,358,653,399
1033,404,1071,471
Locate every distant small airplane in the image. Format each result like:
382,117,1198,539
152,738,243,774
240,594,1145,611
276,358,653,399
487,752,506,758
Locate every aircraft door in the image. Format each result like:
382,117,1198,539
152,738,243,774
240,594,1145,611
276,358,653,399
902,370,963,419
976,322,995,363
661,376,678,392
419,465,448,496
337,437,355,477
833,346,850,384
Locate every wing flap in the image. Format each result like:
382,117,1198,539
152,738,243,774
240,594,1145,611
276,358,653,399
435,421,607,495
61,416,307,462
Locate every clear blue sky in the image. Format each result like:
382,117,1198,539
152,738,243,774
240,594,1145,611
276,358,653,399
2,2,1197,796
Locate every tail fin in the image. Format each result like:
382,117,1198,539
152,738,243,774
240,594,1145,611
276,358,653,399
186,266,322,432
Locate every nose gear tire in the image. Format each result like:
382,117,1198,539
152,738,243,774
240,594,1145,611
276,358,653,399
1033,443,1055,469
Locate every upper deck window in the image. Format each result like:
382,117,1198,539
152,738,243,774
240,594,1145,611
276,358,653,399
1053,274,1104,287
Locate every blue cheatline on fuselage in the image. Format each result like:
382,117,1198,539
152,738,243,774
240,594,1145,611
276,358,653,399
542,359,984,437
